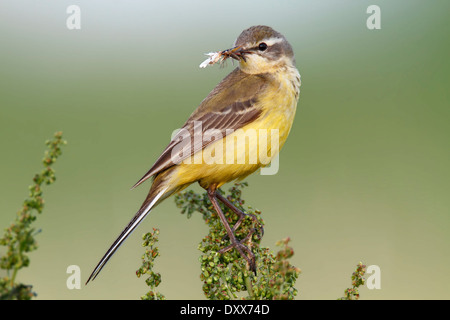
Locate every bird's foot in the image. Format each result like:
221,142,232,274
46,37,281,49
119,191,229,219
218,234,257,273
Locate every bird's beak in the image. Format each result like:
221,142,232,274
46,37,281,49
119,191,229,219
222,45,248,62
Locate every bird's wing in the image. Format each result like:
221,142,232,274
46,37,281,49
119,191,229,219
132,68,269,188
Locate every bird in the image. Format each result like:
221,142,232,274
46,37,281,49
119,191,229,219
86,25,301,284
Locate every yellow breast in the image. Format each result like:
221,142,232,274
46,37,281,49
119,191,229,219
171,66,301,189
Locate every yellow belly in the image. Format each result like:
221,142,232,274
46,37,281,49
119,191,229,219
169,67,300,189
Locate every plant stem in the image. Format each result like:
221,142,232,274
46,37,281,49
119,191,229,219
244,272,254,299
220,274,235,299
10,268,18,288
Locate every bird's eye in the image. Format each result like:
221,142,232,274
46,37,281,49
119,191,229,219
258,42,268,51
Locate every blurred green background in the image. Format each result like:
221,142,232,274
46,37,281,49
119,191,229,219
1,0,449,299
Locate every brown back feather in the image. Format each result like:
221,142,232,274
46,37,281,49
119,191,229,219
132,68,268,188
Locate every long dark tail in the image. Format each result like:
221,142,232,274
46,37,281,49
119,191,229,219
85,185,169,284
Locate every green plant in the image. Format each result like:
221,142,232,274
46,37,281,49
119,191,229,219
0,132,66,300
136,228,165,300
136,183,368,300
338,262,366,300
174,182,301,300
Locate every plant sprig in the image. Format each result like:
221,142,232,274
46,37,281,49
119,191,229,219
175,182,301,300
136,228,165,300
0,131,66,300
338,262,366,300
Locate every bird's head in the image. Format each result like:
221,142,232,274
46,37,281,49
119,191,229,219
230,25,295,74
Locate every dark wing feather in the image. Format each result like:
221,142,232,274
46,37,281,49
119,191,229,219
132,68,268,188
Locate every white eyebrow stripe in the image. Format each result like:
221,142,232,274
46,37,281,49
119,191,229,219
263,37,284,46
233,36,284,49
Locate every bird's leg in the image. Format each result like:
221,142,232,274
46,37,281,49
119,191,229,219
216,192,264,240
207,186,256,272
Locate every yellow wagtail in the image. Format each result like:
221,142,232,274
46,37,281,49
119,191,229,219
86,25,301,283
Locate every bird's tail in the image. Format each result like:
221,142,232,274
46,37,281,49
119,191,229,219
85,178,172,284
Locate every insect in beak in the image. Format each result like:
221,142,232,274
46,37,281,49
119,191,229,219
199,45,248,68
222,46,247,62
